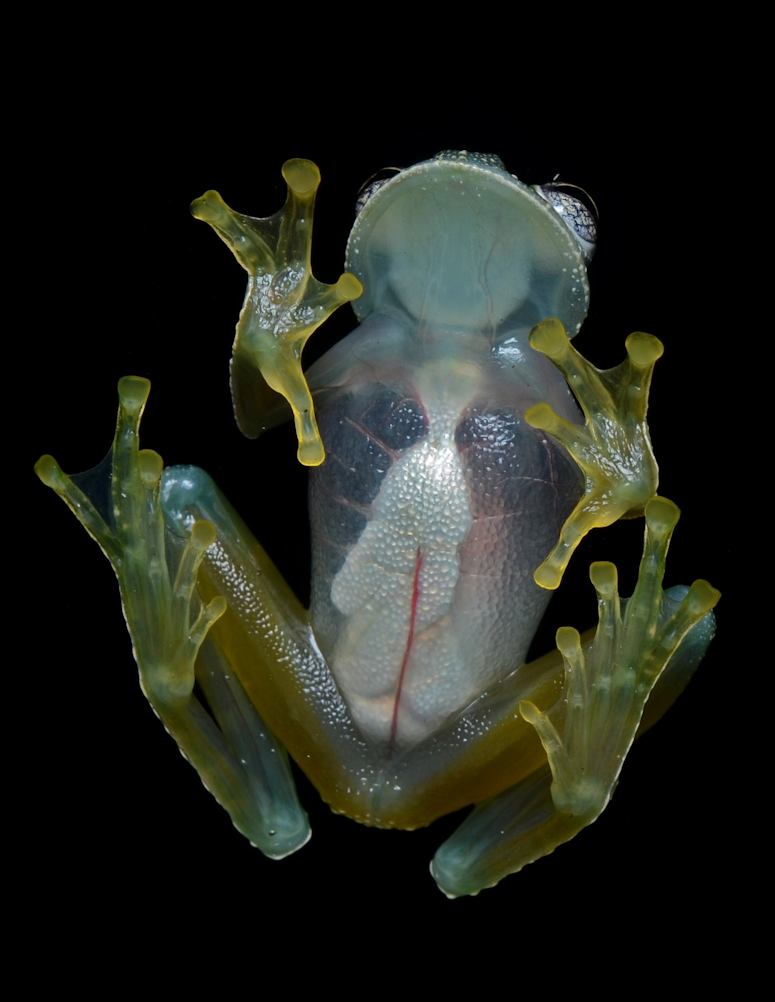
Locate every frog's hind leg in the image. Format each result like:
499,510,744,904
430,497,719,897
36,377,310,859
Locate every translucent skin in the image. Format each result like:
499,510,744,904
305,154,590,747
36,152,719,894
308,329,582,747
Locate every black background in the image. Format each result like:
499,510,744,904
22,77,740,961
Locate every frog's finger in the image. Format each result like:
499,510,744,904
112,376,150,520
35,375,157,562
258,348,326,466
588,560,620,671
622,498,720,685
621,332,664,422
532,490,622,590
35,453,120,562
529,318,610,422
623,497,681,645
524,401,590,455
554,626,590,761
276,158,320,269
172,520,219,629
191,189,276,274
649,580,720,682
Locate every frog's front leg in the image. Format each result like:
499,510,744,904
36,377,310,859
431,498,719,897
526,318,664,589
191,159,362,466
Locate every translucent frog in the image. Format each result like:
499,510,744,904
36,151,719,897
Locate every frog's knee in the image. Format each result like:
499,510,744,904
161,465,220,538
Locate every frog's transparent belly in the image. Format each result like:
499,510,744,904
310,380,582,747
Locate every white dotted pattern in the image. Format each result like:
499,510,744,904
330,401,473,744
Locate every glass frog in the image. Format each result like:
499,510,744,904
36,151,719,897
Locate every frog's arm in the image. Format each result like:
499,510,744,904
431,497,719,897
191,159,362,466
525,317,663,589
35,377,310,859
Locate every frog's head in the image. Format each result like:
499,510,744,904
347,151,593,339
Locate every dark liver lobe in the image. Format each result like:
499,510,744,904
309,385,428,657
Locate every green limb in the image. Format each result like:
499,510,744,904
525,318,663,589
431,769,579,897
522,497,718,816
36,378,309,858
432,768,548,896
193,641,310,858
192,159,362,466
431,497,719,897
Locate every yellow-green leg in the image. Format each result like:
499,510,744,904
431,498,719,897
36,377,310,858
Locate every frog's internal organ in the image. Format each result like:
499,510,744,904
330,376,475,747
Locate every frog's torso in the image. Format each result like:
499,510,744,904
307,152,589,749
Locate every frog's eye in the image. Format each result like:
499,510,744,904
533,181,598,262
355,167,403,215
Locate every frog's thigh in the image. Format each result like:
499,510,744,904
431,499,719,897
161,466,365,810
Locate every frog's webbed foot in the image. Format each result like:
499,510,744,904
525,317,663,589
431,497,719,897
36,378,309,858
519,498,719,816
191,160,363,466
